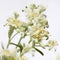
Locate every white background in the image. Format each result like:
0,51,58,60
0,0,60,60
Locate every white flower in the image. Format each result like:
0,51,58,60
30,27,49,41
21,44,31,56
38,5,46,13
7,18,23,28
25,9,39,20
47,40,58,50
24,4,46,21
1,49,11,56
0,48,19,60
48,40,58,47
0,48,17,56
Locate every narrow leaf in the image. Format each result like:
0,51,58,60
14,13,19,19
34,47,44,56
8,26,15,38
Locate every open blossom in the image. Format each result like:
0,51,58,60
0,48,18,60
24,4,46,21
1,48,17,56
24,4,48,29
38,5,46,13
1,49,11,56
0,4,58,60
21,44,31,56
30,27,49,41
24,9,39,20
7,18,23,28
48,40,58,48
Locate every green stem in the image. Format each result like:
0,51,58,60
10,43,20,47
18,37,23,45
7,39,11,48
11,32,19,39
7,32,19,48
10,42,23,55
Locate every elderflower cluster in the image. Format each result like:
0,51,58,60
47,40,58,50
0,48,18,60
0,48,27,60
7,18,23,28
30,27,49,42
0,4,58,60
23,4,48,28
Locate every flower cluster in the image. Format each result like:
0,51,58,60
24,4,48,28
0,4,58,60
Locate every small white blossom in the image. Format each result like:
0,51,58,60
7,18,23,28
48,40,58,47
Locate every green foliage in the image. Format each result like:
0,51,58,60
33,47,44,56
14,12,19,19
1,4,57,60
8,26,15,39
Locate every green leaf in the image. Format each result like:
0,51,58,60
14,12,19,19
33,47,44,56
8,26,15,38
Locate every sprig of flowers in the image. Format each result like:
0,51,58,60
0,4,58,60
